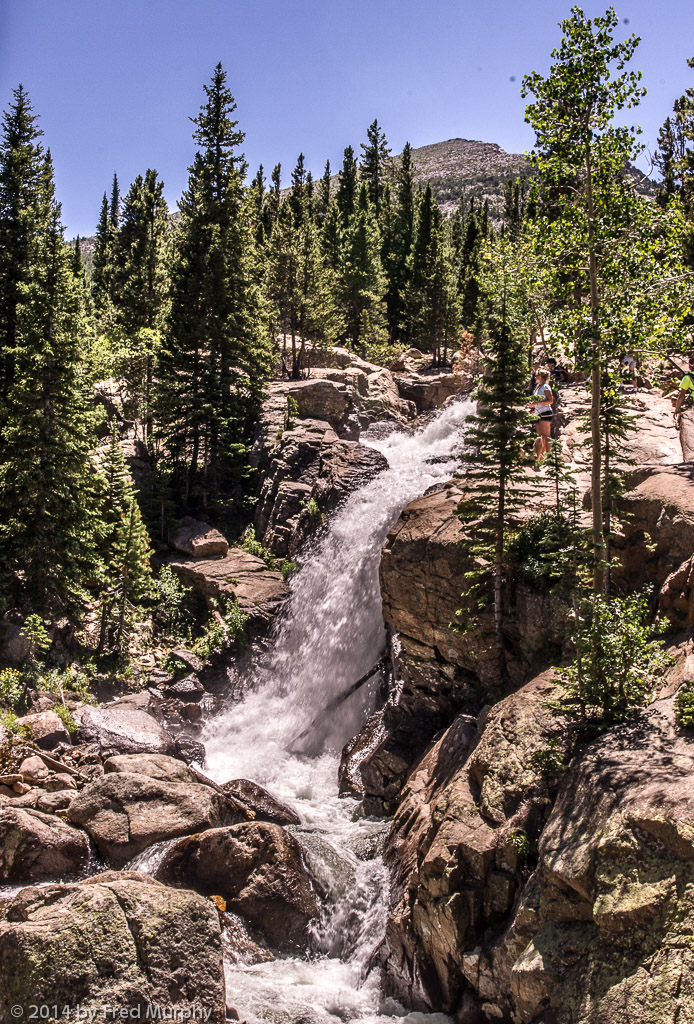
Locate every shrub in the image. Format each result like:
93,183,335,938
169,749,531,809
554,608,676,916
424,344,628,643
0,667,24,712
52,703,78,736
194,599,248,661
508,511,575,588
551,593,671,733
280,560,298,581
152,565,191,637
238,525,276,569
675,683,694,728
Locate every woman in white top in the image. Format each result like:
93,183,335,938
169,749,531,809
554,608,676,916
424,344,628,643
529,369,554,461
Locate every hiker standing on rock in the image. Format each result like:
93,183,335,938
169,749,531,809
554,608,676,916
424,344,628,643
529,369,554,461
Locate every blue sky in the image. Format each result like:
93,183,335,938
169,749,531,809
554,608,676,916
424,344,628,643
1,0,693,238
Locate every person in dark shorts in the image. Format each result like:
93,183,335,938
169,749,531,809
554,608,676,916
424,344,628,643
529,369,554,461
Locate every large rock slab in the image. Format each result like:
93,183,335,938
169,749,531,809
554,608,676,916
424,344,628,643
15,710,71,749
0,874,225,1022
170,516,229,558
222,779,301,826
394,369,468,412
476,693,694,1024
0,807,89,883
159,548,289,634
380,672,568,1014
158,821,319,951
76,704,176,757
104,752,195,784
66,771,239,866
253,415,387,557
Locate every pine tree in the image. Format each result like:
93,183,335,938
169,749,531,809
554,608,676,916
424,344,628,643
317,160,332,222
0,167,102,617
95,420,153,649
100,499,153,652
456,238,538,675
114,169,169,333
109,173,120,230
92,188,118,317
248,165,266,247
406,184,460,365
359,119,391,219
336,145,358,224
263,163,282,237
159,63,273,512
0,85,50,417
335,184,388,351
384,141,416,341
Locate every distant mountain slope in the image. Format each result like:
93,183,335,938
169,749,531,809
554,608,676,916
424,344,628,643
409,137,529,216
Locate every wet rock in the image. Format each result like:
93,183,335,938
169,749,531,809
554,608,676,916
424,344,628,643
0,806,89,882
15,710,71,749
253,415,387,557
158,821,319,951
339,708,386,800
169,648,205,674
163,673,205,702
222,779,301,826
0,874,226,1022
104,752,194,783
394,369,468,412
66,771,240,866
76,704,176,757
159,549,289,636
175,736,206,765
171,516,229,558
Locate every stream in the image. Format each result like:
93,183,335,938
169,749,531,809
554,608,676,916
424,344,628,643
203,399,472,1024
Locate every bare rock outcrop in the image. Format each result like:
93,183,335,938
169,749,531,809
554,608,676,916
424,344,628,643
76,703,176,757
380,672,569,1014
159,548,289,634
0,807,90,883
158,821,319,951
222,779,301,826
0,873,225,1022
170,516,229,557
360,482,568,812
66,771,241,866
471,693,694,1024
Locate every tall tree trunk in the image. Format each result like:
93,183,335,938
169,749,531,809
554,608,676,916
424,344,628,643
585,144,605,594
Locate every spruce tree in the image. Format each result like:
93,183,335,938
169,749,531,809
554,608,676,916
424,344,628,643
406,184,460,365
0,176,102,617
336,145,358,224
114,169,169,334
317,160,332,222
384,141,416,341
100,499,153,652
248,165,266,247
456,238,538,676
159,63,272,512
359,119,391,219
335,184,388,351
263,163,282,237
0,85,50,417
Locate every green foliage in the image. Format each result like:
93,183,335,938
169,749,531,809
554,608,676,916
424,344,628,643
20,614,50,657
552,593,671,733
508,511,576,587
280,560,298,581
193,598,248,661
152,565,191,638
675,682,694,728
509,829,530,860
301,497,321,518
0,667,24,711
529,737,569,778
158,62,273,512
51,702,78,736
286,395,299,429
42,665,95,705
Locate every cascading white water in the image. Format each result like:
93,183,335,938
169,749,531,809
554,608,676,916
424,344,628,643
204,399,472,1024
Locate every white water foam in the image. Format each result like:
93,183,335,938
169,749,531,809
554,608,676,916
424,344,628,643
204,399,472,1024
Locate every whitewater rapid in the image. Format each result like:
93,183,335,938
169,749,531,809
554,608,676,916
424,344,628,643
203,399,472,1024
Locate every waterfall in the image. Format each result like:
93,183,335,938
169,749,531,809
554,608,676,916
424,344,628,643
204,399,472,1024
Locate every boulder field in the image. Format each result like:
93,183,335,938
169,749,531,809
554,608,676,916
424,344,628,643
339,387,694,1023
